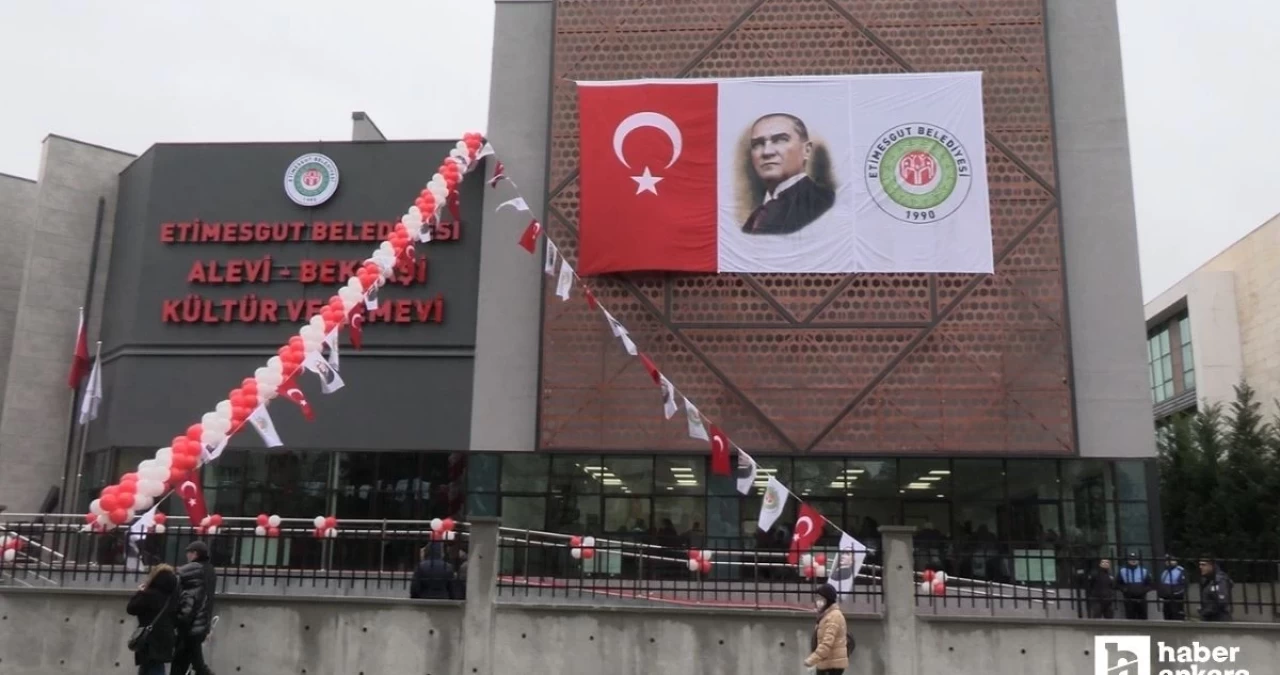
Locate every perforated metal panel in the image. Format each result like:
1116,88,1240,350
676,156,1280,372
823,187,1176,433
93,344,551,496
540,0,1073,455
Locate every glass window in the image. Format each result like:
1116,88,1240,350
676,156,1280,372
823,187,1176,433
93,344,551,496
951,460,1004,501
334,452,377,519
1063,460,1113,502
845,498,897,541
1114,461,1149,501
467,453,500,492
500,454,549,492
550,455,601,494
547,492,601,533
603,497,650,534
656,456,704,494
1148,326,1174,403
597,457,651,495
653,496,705,541
900,459,950,498
954,502,1005,541
501,496,546,531
375,453,423,520
1007,460,1060,502
847,459,897,499
748,457,792,496
1118,502,1153,549
793,459,848,498
1179,315,1195,390
706,496,741,544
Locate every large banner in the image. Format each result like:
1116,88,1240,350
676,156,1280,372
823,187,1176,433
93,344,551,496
576,73,992,275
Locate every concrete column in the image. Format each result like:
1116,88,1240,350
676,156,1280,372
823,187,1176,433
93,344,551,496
878,525,917,675
469,0,554,452
463,516,502,675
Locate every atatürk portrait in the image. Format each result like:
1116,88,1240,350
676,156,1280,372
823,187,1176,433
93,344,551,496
740,113,836,235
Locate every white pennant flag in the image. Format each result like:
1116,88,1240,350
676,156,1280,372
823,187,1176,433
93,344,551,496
127,504,160,571
200,436,229,465
619,333,638,356
826,532,868,595
304,351,345,394
757,476,787,532
497,196,530,213
684,397,709,440
418,221,433,243
659,376,678,419
735,451,758,496
248,404,283,448
365,283,379,311
556,259,575,300
604,310,627,337
476,143,496,160
78,353,103,425
324,329,340,370
544,239,558,276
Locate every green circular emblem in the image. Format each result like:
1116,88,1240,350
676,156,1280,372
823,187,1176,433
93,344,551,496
284,153,339,207
865,123,973,224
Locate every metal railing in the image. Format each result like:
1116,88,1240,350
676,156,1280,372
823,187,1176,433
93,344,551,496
0,514,469,599
495,528,884,611
910,542,1280,621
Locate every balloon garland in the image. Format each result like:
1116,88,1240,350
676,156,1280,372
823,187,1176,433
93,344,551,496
84,133,491,532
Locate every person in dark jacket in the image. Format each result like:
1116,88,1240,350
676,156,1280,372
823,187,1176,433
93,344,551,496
172,541,217,675
127,563,179,675
1157,554,1188,620
1084,559,1118,619
1197,557,1233,622
410,542,456,600
1117,551,1153,620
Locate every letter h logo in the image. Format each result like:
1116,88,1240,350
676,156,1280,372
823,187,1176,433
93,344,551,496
1095,636,1150,675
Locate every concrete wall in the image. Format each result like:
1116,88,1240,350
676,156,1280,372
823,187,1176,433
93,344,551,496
1046,0,1156,458
0,136,134,512
1146,213,1280,409
0,173,39,436
469,0,553,452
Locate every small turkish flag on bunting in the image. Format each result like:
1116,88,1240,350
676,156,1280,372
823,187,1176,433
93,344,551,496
584,288,598,311
347,307,365,350
277,375,315,421
488,160,506,188
518,219,542,253
788,503,825,564
638,353,661,386
708,425,731,476
447,190,461,222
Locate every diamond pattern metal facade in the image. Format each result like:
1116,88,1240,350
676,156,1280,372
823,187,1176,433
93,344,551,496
539,0,1073,456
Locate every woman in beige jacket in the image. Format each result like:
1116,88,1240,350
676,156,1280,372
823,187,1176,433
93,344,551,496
805,585,849,674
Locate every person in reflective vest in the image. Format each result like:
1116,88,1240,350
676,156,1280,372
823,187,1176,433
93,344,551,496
1117,551,1152,620
1157,554,1188,620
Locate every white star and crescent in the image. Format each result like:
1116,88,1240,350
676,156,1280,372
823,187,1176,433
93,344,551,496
711,435,726,454
612,112,683,196
793,516,814,542
179,480,199,507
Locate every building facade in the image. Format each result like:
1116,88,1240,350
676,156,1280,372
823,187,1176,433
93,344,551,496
0,0,1156,572
1144,212,1280,423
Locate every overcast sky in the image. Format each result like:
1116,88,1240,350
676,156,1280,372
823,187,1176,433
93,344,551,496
0,1,1275,302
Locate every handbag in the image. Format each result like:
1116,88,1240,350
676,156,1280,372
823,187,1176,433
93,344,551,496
128,593,172,653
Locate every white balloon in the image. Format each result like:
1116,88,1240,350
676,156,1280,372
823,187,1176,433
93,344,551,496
935,571,947,583
215,400,232,418
687,559,700,572
813,563,828,578
800,553,813,568
430,518,443,532
582,536,596,548
313,516,326,529
205,526,219,536
445,531,457,541
408,205,422,219
137,480,162,497
201,429,225,447
154,524,166,535
324,528,337,539
155,454,173,470
133,495,154,512
96,513,112,527
309,314,325,332
338,287,360,305
268,515,282,528
347,276,363,293
201,412,220,428
267,357,284,374
432,172,445,184
456,140,468,152
210,417,231,433
303,336,323,353
3,549,15,562
570,548,582,560
254,525,267,537
89,499,103,515
139,459,156,471
701,550,713,562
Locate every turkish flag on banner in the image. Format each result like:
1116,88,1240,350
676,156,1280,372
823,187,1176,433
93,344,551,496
174,470,208,526
576,73,993,275
788,503,825,564
277,375,315,421
578,81,719,274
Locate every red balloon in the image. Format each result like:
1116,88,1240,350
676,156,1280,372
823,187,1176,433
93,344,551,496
276,345,291,359
802,564,815,579
932,579,945,595
256,513,269,527
582,548,596,560
393,221,407,235
229,388,245,408
324,516,337,530
101,484,118,496
814,554,827,566
688,549,701,561
209,514,223,527
267,526,280,538
232,405,252,423
121,472,139,484
153,513,167,525
186,424,203,442
242,390,259,410
922,569,935,583
441,517,455,532
169,466,187,483
313,528,324,539
288,335,304,349
172,454,195,472
108,509,129,525
116,491,136,510
570,535,582,548
699,559,711,574
100,494,119,512
83,513,96,524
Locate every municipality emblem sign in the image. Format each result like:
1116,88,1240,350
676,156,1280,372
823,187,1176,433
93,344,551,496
284,153,339,206
866,122,973,224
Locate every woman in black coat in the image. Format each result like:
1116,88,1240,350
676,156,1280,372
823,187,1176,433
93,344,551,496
126,563,179,675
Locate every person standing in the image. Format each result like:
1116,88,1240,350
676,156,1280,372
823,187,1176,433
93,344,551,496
1084,559,1118,619
410,542,457,600
173,541,217,675
127,564,179,675
1157,555,1188,620
804,585,849,675
1118,552,1153,620
1197,557,1233,622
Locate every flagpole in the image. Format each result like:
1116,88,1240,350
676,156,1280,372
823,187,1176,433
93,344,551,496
68,340,102,512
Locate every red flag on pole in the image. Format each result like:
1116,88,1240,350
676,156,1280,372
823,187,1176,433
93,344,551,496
518,219,542,253
788,503,825,564
67,307,90,388
708,425,731,476
175,470,208,526
347,306,365,350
